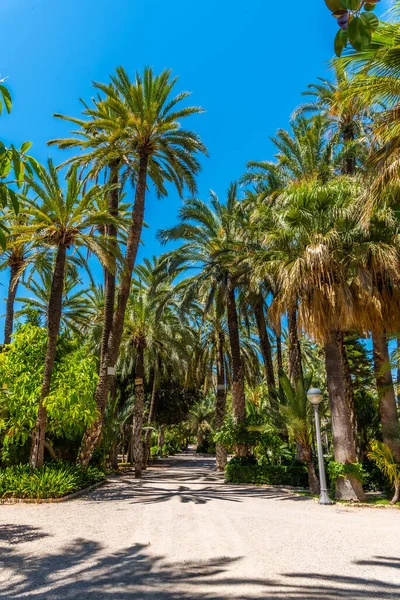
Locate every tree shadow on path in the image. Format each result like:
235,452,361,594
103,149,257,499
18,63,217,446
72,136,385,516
0,531,399,600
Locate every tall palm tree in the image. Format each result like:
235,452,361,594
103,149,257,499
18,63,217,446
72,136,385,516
159,185,247,430
77,67,206,465
189,397,214,448
118,258,193,477
15,269,94,334
15,160,117,468
1,212,31,344
49,97,126,373
259,177,366,500
294,62,374,175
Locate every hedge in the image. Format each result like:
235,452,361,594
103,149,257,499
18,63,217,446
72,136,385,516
225,458,308,487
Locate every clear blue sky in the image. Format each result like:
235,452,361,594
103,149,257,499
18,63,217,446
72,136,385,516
0,0,365,335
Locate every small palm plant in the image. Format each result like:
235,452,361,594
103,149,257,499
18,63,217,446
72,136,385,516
367,440,400,505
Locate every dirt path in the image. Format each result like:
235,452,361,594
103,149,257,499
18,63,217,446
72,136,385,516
0,453,399,599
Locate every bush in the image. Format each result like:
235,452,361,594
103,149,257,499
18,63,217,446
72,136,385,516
225,456,308,487
0,462,105,499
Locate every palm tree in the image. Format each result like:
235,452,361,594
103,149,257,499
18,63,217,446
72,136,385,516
260,177,366,500
15,269,94,335
49,97,127,373
15,160,117,468
189,397,214,448
159,185,247,430
294,62,375,175
77,67,206,465
276,374,320,494
1,212,31,344
368,440,400,505
118,258,193,477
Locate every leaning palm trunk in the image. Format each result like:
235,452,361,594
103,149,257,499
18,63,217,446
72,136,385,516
78,155,148,466
252,294,275,394
324,329,365,501
372,331,400,461
215,330,227,470
143,372,158,469
99,164,119,365
4,259,21,345
287,306,303,385
30,244,67,468
132,345,145,478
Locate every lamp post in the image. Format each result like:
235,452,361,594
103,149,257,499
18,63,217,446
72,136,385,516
307,388,332,505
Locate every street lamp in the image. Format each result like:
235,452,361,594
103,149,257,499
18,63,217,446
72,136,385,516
307,388,332,505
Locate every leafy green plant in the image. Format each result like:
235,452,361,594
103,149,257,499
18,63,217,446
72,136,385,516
367,440,400,504
325,0,380,56
327,461,365,491
225,457,308,487
0,462,105,499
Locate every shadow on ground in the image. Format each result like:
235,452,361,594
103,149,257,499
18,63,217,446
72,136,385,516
87,456,311,506
0,529,398,600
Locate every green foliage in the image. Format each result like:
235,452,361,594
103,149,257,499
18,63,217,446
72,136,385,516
367,440,400,500
0,324,98,451
0,462,104,499
325,0,380,56
225,457,308,487
327,461,365,488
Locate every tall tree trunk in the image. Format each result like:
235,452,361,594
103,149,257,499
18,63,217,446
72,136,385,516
226,275,245,423
397,337,400,404
158,425,165,457
276,329,284,393
226,275,246,457
287,306,303,385
324,329,365,501
132,344,145,478
372,331,400,461
252,293,275,393
143,369,158,469
215,329,227,471
4,259,20,345
338,332,359,459
30,244,67,468
99,163,120,366
302,444,320,495
78,155,148,466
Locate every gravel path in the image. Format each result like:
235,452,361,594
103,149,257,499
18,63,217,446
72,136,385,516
0,454,399,599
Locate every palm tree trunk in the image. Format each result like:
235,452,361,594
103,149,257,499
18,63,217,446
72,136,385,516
302,444,320,494
226,275,245,423
143,369,158,469
391,479,400,505
4,260,20,345
397,337,400,404
288,306,303,385
78,155,148,466
132,345,145,478
372,331,400,461
100,163,119,365
252,294,275,393
324,329,365,501
337,331,359,458
215,330,227,471
30,244,67,469
158,425,165,457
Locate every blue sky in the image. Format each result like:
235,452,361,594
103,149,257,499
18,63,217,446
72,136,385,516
0,0,385,336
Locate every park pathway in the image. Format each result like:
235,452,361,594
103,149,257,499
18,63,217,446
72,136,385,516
0,453,399,599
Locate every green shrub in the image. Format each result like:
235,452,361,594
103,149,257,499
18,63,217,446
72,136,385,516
0,462,105,499
225,457,308,487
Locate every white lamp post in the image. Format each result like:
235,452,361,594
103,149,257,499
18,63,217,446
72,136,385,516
307,388,332,505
